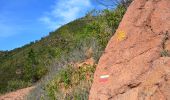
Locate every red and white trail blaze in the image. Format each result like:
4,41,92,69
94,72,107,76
99,75,109,82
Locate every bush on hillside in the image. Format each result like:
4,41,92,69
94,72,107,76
45,64,96,100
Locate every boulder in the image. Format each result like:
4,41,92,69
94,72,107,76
89,0,170,99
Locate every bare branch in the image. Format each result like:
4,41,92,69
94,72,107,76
95,0,133,8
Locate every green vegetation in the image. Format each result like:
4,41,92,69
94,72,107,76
27,6,126,99
45,64,96,100
160,31,169,57
7,80,31,92
85,7,124,48
0,4,127,100
160,50,169,57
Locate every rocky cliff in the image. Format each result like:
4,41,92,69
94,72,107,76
89,0,170,99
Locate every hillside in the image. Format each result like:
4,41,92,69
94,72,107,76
0,5,126,100
0,18,89,93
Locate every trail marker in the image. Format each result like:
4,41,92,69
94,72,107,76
99,75,109,82
117,31,126,41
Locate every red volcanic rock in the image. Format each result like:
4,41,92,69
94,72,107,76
89,0,170,99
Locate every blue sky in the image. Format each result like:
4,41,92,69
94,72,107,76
0,0,105,51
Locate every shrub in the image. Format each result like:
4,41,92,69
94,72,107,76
85,6,126,49
23,64,48,82
45,64,96,100
7,80,31,92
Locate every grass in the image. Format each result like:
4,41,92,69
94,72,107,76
45,64,96,100
6,80,31,92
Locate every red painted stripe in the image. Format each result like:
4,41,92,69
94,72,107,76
99,78,108,82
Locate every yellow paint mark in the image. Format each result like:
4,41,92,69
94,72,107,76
117,31,126,41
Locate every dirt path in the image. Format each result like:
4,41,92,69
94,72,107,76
0,86,34,100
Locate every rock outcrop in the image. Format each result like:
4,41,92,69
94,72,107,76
89,0,170,99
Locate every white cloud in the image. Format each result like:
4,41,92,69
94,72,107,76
40,0,93,30
40,16,61,30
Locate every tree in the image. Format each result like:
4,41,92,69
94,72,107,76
24,49,38,82
28,49,37,65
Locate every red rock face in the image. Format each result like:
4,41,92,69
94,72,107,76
89,0,170,99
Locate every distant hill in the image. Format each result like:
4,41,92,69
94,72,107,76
0,18,89,93
0,51,3,56
0,51,6,56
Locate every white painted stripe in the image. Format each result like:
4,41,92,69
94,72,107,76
100,75,109,79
